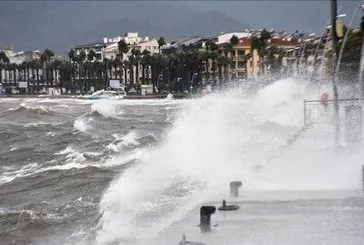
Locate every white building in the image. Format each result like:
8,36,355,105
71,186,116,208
137,39,159,54
123,32,149,45
5,50,41,64
74,42,106,61
103,36,122,45
217,32,251,45
102,43,132,61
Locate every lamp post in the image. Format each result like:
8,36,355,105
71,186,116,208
331,0,340,148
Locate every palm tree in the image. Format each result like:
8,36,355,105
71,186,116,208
68,49,76,62
86,49,97,89
230,35,239,46
34,60,42,93
131,49,142,86
102,57,111,80
68,49,77,90
59,61,74,93
0,51,10,84
41,49,55,86
128,55,135,85
118,40,129,60
141,49,151,84
87,49,96,62
78,50,86,93
210,51,219,82
22,61,32,91
7,63,17,89
200,51,210,81
223,43,234,80
216,55,225,83
118,40,129,79
251,29,271,75
158,36,166,54
52,59,62,89
43,49,54,61
111,58,119,80
122,60,128,85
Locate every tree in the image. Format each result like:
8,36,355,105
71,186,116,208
77,50,87,93
210,51,219,81
200,51,211,81
158,36,166,54
230,35,240,46
111,58,120,80
118,40,129,60
128,55,135,85
118,40,129,83
131,48,142,85
223,43,234,79
140,50,151,84
43,49,54,62
52,59,62,88
205,39,218,52
87,49,96,62
0,51,10,83
59,61,74,93
22,61,31,89
266,46,285,77
251,29,272,74
68,49,76,62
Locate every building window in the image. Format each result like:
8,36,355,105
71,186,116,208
237,50,245,56
96,54,102,60
250,61,253,67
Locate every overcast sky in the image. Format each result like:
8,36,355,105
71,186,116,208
173,1,362,34
0,0,362,53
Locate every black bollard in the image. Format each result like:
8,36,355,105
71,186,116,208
230,181,242,197
200,206,216,232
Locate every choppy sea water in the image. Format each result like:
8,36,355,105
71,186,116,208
1,78,364,245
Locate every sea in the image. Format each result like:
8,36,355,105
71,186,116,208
0,78,364,245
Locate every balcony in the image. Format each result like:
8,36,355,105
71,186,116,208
232,55,246,61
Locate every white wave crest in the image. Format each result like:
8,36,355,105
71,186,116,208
73,118,90,133
91,101,121,118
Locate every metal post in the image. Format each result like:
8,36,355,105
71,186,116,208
304,99,307,125
362,165,364,194
360,38,364,98
331,0,340,148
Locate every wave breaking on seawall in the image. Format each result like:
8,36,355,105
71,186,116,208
95,77,364,244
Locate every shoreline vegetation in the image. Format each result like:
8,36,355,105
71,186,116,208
1,14,363,96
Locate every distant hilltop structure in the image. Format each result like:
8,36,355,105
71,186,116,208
102,32,150,45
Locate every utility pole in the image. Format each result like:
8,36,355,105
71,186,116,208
331,0,340,147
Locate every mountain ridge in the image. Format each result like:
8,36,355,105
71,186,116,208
0,1,247,54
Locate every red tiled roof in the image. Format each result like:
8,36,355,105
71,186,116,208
270,37,300,47
218,36,300,48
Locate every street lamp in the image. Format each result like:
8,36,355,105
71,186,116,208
331,0,340,148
